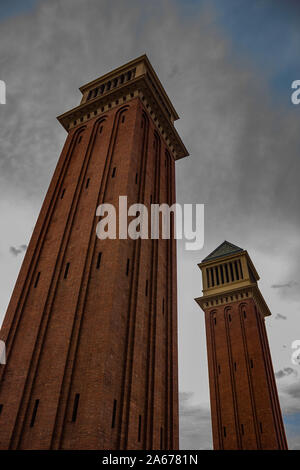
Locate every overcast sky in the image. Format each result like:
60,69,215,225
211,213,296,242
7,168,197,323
0,0,300,449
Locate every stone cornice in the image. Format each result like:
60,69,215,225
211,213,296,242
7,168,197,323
195,282,272,317
57,55,189,161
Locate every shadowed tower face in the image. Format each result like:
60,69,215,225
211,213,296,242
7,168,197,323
196,241,288,450
0,55,188,450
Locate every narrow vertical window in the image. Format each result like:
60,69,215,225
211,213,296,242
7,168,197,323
224,263,229,282
111,399,117,428
34,272,40,289
241,424,244,435
61,188,66,199
223,426,226,437
72,393,80,422
213,317,216,325
0,404,3,415
138,415,142,442
250,359,253,369
234,260,240,280
220,265,224,284
78,135,82,144
215,267,220,285
234,362,237,371
206,269,210,288
238,259,243,279
112,167,116,178
85,178,90,189
243,311,247,319
135,173,138,184
64,262,70,280
126,259,130,276
228,313,232,322
210,269,214,287
150,195,152,205
218,364,221,374
121,115,125,123
30,399,40,427
229,262,234,281
145,280,148,296
259,422,263,433
99,125,103,134
162,298,165,315
96,252,102,270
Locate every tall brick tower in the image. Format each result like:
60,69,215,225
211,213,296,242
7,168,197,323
0,55,188,450
195,241,288,450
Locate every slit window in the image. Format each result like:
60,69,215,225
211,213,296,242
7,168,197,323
111,399,117,428
126,259,130,276
30,399,40,427
250,359,253,369
234,261,240,280
0,404,3,415
229,263,234,281
64,262,70,280
85,178,90,189
259,422,263,433
72,393,80,422
243,311,247,319
34,272,40,289
214,317,216,325
138,415,142,442
162,298,165,315
61,188,66,199
234,362,237,371
99,126,103,134
78,135,82,144
238,259,243,278
215,267,220,285
220,265,224,284
223,426,226,437
207,269,210,288
135,173,138,184
224,264,229,282
211,269,215,287
241,424,244,435
112,167,116,178
96,252,102,270
228,313,232,322
218,364,221,374
145,280,148,296
121,115,125,123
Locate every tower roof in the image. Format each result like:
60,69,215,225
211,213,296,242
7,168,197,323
202,240,244,262
57,54,189,160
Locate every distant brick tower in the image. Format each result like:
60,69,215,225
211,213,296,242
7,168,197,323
0,55,188,450
195,241,288,450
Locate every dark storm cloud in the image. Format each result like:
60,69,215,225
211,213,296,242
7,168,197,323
272,282,298,289
275,367,296,379
9,244,27,256
179,392,212,450
0,0,300,447
283,380,300,399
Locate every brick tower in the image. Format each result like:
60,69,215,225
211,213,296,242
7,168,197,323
0,55,188,450
195,241,288,450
